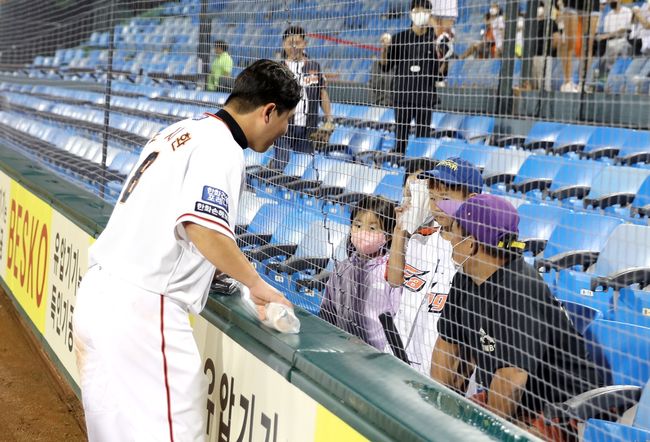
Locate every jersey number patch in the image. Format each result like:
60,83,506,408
120,151,159,203
427,293,448,313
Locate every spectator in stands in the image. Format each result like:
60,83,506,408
274,25,333,170
488,3,506,57
526,2,561,90
320,196,400,351
386,0,451,155
629,2,650,56
596,0,632,74
206,40,233,91
430,0,458,31
368,33,394,106
386,158,483,377
431,195,603,438
461,13,497,59
557,0,601,92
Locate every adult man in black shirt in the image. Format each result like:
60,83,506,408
386,0,451,155
431,195,603,439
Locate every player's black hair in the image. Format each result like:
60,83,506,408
225,59,302,115
282,25,306,41
214,40,228,52
347,195,397,256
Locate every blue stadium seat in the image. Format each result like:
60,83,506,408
537,212,623,294
581,127,630,159
583,420,650,442
433,113,466,138
605,57,633,94
517,204,572,256
523,121,565,150
445,59,465,87
347,129,386,160
458,115,494,143
583,166,650,211
557,224,650,313
550,124,597,156
631,175,650,218
616,130,650,166
458,144,498,171
507,155,569,197
584,319,650,386
432,140,470,162
374,171,405,202
612,287,650,328
548,160,606,206
482,149,531,188
237,202,294,251
236,191,276,233
561,301,603,336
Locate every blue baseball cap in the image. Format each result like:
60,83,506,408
419,157,484,195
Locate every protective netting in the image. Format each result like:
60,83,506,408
0,0,649,440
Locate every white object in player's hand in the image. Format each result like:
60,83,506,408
240,282,300,334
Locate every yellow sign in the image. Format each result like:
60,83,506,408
193,315,367,442
0,171,11,281
4,180,52,332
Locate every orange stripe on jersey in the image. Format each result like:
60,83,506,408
176,213,234,237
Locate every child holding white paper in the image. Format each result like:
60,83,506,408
385,158,483,376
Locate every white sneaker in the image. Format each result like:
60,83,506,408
560,82,580,93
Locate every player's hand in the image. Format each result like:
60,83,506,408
248,278,293,321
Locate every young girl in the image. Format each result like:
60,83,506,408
320,196,401,351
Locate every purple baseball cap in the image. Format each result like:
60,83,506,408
437,194,521,248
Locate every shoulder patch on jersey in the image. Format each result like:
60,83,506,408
193,114,209,121
201,186,229,210
195,201,229,224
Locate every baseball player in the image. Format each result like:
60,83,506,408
386,158,483,377
73,59,302,441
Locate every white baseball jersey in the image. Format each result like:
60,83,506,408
395,226,456,376
90,110,245,313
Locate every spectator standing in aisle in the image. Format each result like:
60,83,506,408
488,3,506,57
320,196,401,351
387,0,450,155
557,0,600,92
461,13,497,59
274,25,333,170
369,33,394,106
430,0,458,31
596,0,632,74
206,40,233,91
527,2,561,90
431,195,603,439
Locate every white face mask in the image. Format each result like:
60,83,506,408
411,11,431,27
537,6,545,17
451,236,473,271
489,7,498,16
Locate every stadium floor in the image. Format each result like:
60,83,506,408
0,288,85,441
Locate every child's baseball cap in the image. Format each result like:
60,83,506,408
436,194,525,251
419,157,484,195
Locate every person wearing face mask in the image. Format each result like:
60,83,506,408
431,195,603,440
629,1,650,56
320,196,401,351
596,0,632,75
385,0,444,156
386,158,483,377
488,3,506,56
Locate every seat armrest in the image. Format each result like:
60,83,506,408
536,251,600,272
245,243,298,263
590,267,650,291
543,385,642,423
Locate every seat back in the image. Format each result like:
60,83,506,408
512,154,567,187
374,171,405,202
549,160,606,195
517,204,571,244
585,167,650,203
458,144,498,170
585,319,650,386
593,224,650,278
459,115,494,141
562,300,604,336
524,121,564,146
543,213,623,260
632,176,650,211
613,288,650,328
634,379,650,430
618,130,650,159
553,124,596,149
583,126,630,156
482,149,531,181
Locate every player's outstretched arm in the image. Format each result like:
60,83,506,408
184,222,292,320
